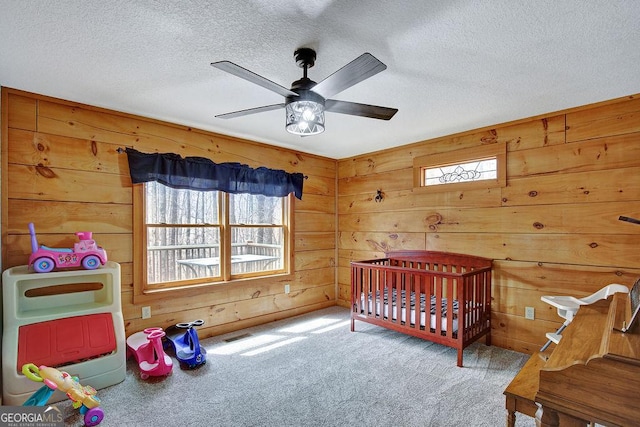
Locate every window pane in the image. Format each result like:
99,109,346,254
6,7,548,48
231,226,283,274
424,158,497,186
146,181,218,224
229,193,282,225
147,226,220,283
140,182,290,289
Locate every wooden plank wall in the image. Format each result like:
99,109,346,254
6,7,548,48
337,94,640,354
1,87,337,339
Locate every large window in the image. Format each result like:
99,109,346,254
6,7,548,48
134,181,292,297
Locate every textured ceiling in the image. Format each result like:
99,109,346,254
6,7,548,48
1,1,639,159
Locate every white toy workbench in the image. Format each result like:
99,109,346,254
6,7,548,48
2,261,126,405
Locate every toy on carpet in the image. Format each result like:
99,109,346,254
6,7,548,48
126,327,173,379
28,222,108,273
163,319,207,369
21,363,104,426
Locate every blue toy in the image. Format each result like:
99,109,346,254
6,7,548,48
163,320,207,369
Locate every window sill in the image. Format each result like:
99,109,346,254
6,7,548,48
132,271,295,305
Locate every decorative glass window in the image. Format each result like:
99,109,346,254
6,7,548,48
423,158,497,186
414,143,506,192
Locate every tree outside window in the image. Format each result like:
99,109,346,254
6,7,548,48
138,181,291,293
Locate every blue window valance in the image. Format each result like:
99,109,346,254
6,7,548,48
124,148,304,199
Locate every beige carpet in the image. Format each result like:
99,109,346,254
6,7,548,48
55,306,535,427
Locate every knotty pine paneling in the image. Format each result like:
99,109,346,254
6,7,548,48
422,232,639,267
294,249,335,270
338,231,426,252
493,260,640,295
296,193,335,214
507,133,640,178
7,94,36,131
121,267,335,321
295,211,336,232
566,95,640,142
8,164,132,204
339,168,413,195
36,98,337,179
338,202,640,235
301,174,335,196
1,87,337,339
8,199,132,234
295,232,335,251
502,166,640,206
339,187,502,212
337,115,566,179
338,93,640,354
8,129,128,175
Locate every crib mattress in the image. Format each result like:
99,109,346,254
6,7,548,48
359,289,459,333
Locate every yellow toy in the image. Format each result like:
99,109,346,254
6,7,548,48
22,363,104,426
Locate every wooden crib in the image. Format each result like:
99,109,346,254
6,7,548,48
351,250,493,367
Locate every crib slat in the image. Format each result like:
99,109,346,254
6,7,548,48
434,275,443,335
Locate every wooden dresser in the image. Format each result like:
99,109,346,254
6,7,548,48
504,292,640,427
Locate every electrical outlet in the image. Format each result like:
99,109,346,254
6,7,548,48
142,306,151,319
525,306,535,320
284,284,290,294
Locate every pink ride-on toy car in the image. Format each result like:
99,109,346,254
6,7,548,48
126,328,173,380
28,222,108,273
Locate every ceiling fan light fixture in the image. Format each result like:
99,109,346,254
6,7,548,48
213,48,396,135
285,99,325,136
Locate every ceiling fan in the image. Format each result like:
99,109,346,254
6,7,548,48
210,48,398,136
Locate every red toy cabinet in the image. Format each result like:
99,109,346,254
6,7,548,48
2,261,126,405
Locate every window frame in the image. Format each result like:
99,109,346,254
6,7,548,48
132,184,295,304
413,142,506,193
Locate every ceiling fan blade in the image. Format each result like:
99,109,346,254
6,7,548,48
215,103,285,119
211,61,298,98
311,53,387,99
325,100,398,120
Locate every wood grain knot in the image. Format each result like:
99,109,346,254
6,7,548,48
425,213,442,231
533,222,544,229
528,191,538,197
589,242,598,248
35,165,56,178
425,213,442,224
